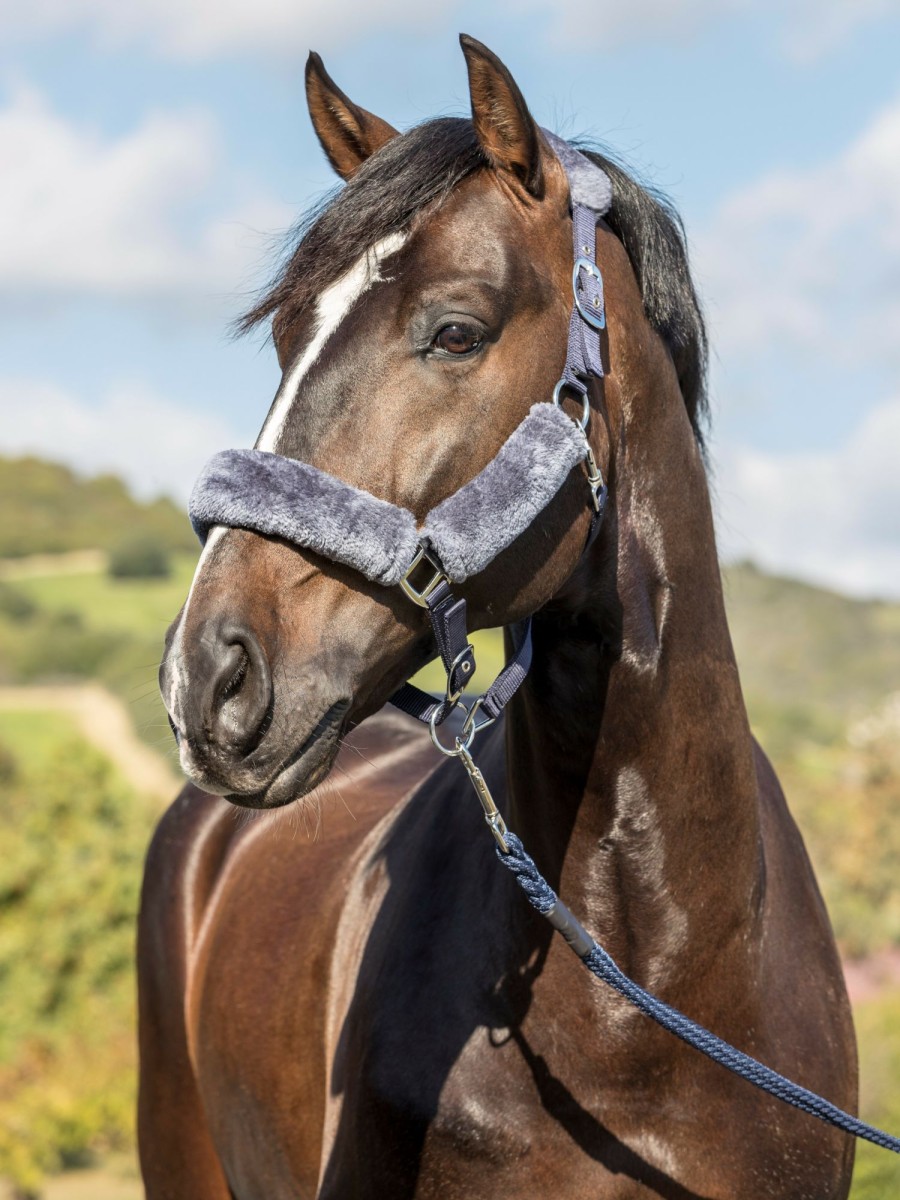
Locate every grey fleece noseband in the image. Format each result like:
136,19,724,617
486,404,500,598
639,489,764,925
191,401,589,588
188,131,611,735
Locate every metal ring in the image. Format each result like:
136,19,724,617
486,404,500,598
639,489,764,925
429,707,475,757
460,696,496,744
552,378,590,431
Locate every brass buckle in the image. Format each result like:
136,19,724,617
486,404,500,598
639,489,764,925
399,545,448,608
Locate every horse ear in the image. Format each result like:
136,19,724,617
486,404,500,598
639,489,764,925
459,34,544,199
305,52,399,181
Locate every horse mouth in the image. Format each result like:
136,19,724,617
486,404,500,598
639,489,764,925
226,699,349,809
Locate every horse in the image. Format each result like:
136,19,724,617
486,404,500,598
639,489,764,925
139,35,857,1199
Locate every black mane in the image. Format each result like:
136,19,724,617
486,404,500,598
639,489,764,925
239,118,708,443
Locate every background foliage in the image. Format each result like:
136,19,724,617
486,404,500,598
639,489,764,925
0,738,154,1197
0,458,194,560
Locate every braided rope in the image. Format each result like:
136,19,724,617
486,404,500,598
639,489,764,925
496,832,900,1154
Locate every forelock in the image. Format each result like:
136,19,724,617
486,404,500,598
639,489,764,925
237,118,487,341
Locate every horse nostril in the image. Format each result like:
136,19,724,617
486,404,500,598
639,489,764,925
203,622,273,758
216,643,250,707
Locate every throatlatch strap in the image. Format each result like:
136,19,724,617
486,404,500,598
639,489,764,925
390,617,534,729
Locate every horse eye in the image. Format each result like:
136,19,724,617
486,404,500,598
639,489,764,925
432,324,482,355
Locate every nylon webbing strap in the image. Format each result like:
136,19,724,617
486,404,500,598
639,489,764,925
559,205,605,400
390,611,533,730
477,620,533,722
390,177,608,735
390,582,475,727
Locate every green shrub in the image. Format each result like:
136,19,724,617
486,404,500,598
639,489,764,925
850,996,900,1197
108,535,171,580
0,582,36,622
0,739,156,1193
0,456,195,558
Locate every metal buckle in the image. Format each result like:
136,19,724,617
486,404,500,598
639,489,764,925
552,378,590,431
399,545,448,608
445,644,475,708
573,257,606,330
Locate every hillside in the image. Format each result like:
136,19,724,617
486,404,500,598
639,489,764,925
0,456,196,558
724,561,900,752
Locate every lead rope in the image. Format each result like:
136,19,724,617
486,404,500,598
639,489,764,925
497,834,900,1155
392,197,900,1157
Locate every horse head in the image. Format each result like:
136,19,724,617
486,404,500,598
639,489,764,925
159,36,699,808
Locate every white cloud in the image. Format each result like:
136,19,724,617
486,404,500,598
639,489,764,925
0,378,249,500
715,394,900,599
0,0,432,59
697,93,900,370
0,0,895,62
696,91,900,601
511,0,899,58
0,84,290,306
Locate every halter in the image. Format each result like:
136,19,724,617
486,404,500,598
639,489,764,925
189,128,612,822
186,132,900,1158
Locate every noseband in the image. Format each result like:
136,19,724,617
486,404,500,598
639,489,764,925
189,129,612,798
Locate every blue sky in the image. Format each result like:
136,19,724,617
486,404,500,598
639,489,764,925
2,1,900,596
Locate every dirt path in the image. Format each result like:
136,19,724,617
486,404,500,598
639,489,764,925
0,683,181,800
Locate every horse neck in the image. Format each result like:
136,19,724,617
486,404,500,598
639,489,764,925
502,358,762,981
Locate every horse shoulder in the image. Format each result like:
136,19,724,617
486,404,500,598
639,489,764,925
140,709,441,1197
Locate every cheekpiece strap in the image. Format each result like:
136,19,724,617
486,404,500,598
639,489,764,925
393,134,612,737
184,132,614,745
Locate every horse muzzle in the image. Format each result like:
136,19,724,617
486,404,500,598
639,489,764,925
160,607,349,806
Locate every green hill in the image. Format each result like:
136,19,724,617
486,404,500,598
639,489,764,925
724,561,900,754
0,457,195,558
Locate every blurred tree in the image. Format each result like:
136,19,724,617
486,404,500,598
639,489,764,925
108,534,171,580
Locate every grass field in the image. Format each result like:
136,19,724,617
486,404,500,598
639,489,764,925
0,1157,143,1200
6,549,504,703
14,554,198,637
0,708,80,774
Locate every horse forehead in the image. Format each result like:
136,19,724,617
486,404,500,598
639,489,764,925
259,181,551,454
410,174,552,284
257,229,410,455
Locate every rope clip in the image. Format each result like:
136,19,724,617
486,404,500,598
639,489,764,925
456,741,510,853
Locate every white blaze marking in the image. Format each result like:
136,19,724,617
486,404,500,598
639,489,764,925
165,524,226,729
165,230,408,737
256,230,409,453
